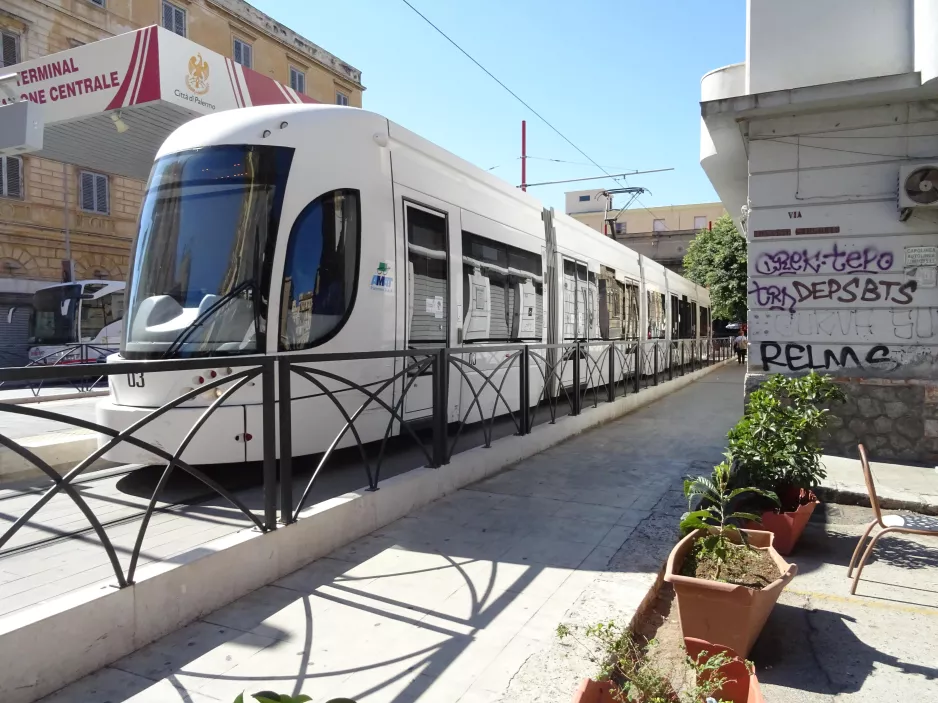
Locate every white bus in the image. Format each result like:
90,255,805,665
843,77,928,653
97,105,710,465
28,280,125,364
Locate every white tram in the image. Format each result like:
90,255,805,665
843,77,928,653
97,105,710,465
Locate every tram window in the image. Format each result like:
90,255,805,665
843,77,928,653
700,306,710,337
624,282,639,340
407,205,448,345
670,294,679,340
598,266,620,341
691,301,698,338
462,231,542,342
279,189,360,351
646,290,666,339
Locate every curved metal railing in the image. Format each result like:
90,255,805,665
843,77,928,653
0,337,730,597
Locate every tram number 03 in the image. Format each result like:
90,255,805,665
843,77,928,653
127,373,145,388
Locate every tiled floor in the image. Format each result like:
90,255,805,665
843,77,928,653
38,365,744,703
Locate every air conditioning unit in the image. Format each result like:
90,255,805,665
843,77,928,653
898,162,938,220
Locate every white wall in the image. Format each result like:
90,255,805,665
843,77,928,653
745,102,938,379
746,0,914,94
565,189,609,215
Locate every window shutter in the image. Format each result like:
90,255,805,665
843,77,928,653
1,31,18,68
174,7,186,36
162,2,175,31
95,174,108,213
4,157,22,198
243,43,252,69
233,40,242,65
81,172,96,211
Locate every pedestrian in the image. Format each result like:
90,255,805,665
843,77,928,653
733,331,748,364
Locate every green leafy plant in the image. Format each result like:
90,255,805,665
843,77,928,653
727,372,845,508
557,620,738,702
683,214,747,322
680,462,778,578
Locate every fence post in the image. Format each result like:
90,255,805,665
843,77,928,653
261,357,277,532
518,345,530,435
668,342,674,381
431,348,448,467
634,342,641,392
607,342,615,403
681,341,685,375
653,341,659,386
278,359,294,523
572,342,581,416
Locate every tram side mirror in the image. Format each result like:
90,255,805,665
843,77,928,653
6,307,14,324
61,300,70,316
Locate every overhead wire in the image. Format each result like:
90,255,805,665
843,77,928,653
398,0,628,189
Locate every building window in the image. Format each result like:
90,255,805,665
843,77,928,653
578,195,591,202
80,171,109,214
653,219,666,232
0,156,23,199
162,1,187,37
335,90,349,106
279,189,360,350
614,222,625,235
693,215,707,230
86,0,105,7
1,30,20,68
289,66,306,94
233,38,253,69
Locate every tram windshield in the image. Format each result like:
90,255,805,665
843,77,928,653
28,284,81,344
123,145,293,358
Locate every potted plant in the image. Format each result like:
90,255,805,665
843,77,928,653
558,621,755,702
727,372,846,554
665,462,797,657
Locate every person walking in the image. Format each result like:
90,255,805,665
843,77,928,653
733,332,748,364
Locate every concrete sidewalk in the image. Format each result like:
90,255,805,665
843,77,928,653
755,502,938,702
36,365,745,703
818,455,938,516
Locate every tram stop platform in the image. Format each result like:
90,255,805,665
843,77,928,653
20,364,743,703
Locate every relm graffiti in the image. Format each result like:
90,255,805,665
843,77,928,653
754,243,894,276
758,342,938,374
748,277,917,312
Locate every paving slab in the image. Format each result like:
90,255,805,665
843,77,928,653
818,454,938,516
36,365,745,703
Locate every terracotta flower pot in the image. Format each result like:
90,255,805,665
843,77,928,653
684,637,766,703
746,500,818,555
570,678,618,703
664,528,797,657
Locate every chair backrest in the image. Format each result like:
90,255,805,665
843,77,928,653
858,444,884,525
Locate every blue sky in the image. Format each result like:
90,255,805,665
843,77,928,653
251,0,746,211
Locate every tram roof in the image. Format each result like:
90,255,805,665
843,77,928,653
0,26,316,180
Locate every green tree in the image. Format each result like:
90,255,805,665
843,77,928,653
682,214,747,322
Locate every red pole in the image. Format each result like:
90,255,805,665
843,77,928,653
521,120,527,191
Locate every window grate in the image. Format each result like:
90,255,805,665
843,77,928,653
162,1,186,37
80,171,109,214
0,156,23,199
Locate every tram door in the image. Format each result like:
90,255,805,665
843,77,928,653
401,198,460,422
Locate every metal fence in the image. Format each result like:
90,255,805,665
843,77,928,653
0,343,115,394
0,338,730,592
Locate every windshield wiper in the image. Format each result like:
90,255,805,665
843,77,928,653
161,279,256,359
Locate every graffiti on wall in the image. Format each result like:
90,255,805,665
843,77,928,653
748,277,917,313
753,243,895,276
750,308,938,343
757,341,938,376
748,232,938,378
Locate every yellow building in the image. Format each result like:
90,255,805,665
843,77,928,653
565,190,725,274
0,0,363,358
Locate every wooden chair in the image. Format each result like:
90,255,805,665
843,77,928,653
848,444,938,595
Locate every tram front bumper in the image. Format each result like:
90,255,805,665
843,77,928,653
95,399,248,465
